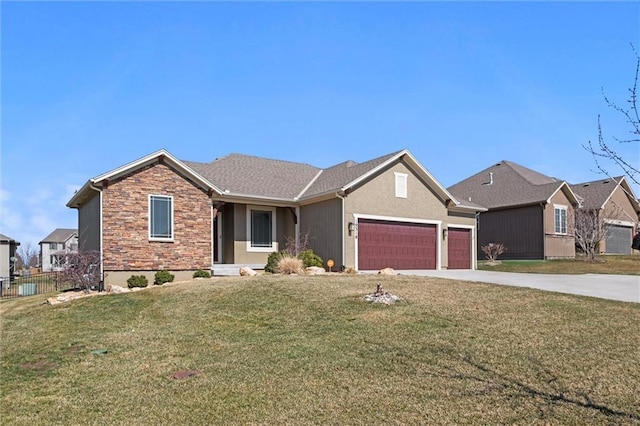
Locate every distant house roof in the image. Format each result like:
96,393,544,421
0,234,19,244
40,228,78,244
571,176,640,213
448,160,578,210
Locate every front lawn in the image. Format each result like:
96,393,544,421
1,275,638,424
479,255,640,275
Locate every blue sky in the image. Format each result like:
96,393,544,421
1,1,639,248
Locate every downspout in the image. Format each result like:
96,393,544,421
336,192,346,269
89,182,104,285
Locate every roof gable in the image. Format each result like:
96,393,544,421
571,176,640,213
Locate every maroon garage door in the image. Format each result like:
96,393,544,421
447,228,471,269
358,219,437,270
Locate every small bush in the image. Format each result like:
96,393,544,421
481,243,506,262
154,270,175,285
277,256,304,275
298,249,323,268
193,269,211,278
127,275,148,288
265,251,285,274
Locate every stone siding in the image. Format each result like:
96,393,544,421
102,162,212,271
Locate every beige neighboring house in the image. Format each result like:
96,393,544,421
39,228,78,271
570,177,640,254
67,149,484,286
448,160,581,260
0,233,20,279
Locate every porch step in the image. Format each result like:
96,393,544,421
212,264,264,276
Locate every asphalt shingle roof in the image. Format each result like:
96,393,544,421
40,228,77,244
184,151,403,200
448,160,566,209
570,177,623,210
185,154,321,199
302,151,402,198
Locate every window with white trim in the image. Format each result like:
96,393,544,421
554,205,567,234
246,206,277,252
49,242,58,250
149,195,173,240
395,172,408,198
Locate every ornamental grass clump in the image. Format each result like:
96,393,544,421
277,256,304,275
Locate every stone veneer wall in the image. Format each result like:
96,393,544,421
102,162,212,271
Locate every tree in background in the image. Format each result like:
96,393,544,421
585,46,639,186
16,242,39,270
572,205,623,262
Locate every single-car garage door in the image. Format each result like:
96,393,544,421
447,228,471,269
357,219,437,270
605,225,632,254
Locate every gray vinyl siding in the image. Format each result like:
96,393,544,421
301,198,342,270
477,205,544,260
221,203,235,264
78,193,101,253
276,207,296,250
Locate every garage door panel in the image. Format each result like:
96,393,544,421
358,219,436,270
605,225,632,254
448,228,471,269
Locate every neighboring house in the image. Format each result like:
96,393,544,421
39,228,78,271
0,233,20,279
570,177,640,255
67,149,484,285
448,161,580,260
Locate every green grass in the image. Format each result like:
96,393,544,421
1,275,639,425
479,255,640,275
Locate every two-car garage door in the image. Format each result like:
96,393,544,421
357,219,437,270
357,219,472,270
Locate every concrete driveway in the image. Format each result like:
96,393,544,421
394,270,640,303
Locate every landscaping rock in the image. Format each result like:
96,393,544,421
305,266,326,275
110,285,130,293
378,267,397,275
240,267,258,277
363,283,401,305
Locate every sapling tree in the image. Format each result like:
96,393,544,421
56,251,100,291
585,46,639,186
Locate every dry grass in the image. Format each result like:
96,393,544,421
1,274,639,425
479,254,640,275
277,255,304,274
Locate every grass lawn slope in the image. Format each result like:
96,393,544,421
1,275,639,425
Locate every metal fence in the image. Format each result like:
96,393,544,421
0,272,77,299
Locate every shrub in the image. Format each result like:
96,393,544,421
344,267,358,275
298,249,323,268
265,251,285,274
127,275,148,288
193,269,211,279
481,243,506,262
277,256,304,275
154,270,175,285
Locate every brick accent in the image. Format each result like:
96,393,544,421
102,162,212,271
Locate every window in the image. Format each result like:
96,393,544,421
149,195,173,240
49,242,58,250
554,206,567,234
395,172,408,198
246,206,277,252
